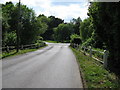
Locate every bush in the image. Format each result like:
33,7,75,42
82,38,94,47
70,34,82,45
37,36,43,40
3,31,17,46
35,40,46,48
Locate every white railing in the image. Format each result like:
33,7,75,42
71,43,108,69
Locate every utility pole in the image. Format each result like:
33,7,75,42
16,0,21,52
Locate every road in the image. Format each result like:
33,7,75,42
2,43,83,88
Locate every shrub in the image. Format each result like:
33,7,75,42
82,38,94,47
3,31,17,46
37,36,43,40
35,40,45,48
70,34,82,45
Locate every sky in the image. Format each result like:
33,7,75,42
0,0,90,22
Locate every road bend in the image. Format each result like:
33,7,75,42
2,43,83,88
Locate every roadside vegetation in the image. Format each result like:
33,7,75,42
1,43,47,59
70,2,120,81
2,1,120,87
45,40,58,43
71,47,120,88
2,1,82,57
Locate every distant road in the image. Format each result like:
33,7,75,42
2,43,83,88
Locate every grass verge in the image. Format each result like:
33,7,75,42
45,40,70,43
1,45,47,59
71,47,120,88
45,40,58,43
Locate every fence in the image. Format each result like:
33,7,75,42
71,43,108,69
1,42,46,53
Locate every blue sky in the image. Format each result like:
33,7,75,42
0,0,89,22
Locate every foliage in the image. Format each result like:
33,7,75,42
2,2,45,46
37,36,43,40
70,34,82,45
70,17,82,35
2,2,14,45
42,16,64,40
36,15,48,35
35,40,45,48
82,37,94,47
18,4,39,45
54,23,74,42
80,18,94,42
88,2,120,76
3,31,17,46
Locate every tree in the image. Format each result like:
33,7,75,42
2,2,44,46
2,2,15,46
70,34,82,45
17,4,38,45
70,17,82,35
36,14,48,35
42,16,64,40
3,31,17,46
88,2,120,76
54,23,74,42
80,18,94,42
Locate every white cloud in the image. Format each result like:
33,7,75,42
0,0,89,22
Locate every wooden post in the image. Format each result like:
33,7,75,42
77,44,78,50
103,50,108,69
83,47,85,52
6,46,9,52
79,45,80,51
89,46,92,57
74,43,75,48
21,45,23,50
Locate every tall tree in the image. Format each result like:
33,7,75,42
42,16,64,40
88,2,120,76
70,17,82,35
54,23,74,42
2,2,15,46
2,2,43,46
37,14,48,35
80,18,93,42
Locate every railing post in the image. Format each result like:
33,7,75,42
103,50,108,69
21,45,23,50
74,43,76,48
6,46,9,52
83,46,85,53
77,44,78,50
89,46,92,57
79,45,80,51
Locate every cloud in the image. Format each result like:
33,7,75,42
0,0,89,22
33,0,89,22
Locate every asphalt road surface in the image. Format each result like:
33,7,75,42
2,43,83,88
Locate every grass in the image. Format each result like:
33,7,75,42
1,45,47,59
45,40,70,43
45,40,58,43
71,47,120,88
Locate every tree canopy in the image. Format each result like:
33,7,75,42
88,2,120,76
54,23,74,42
